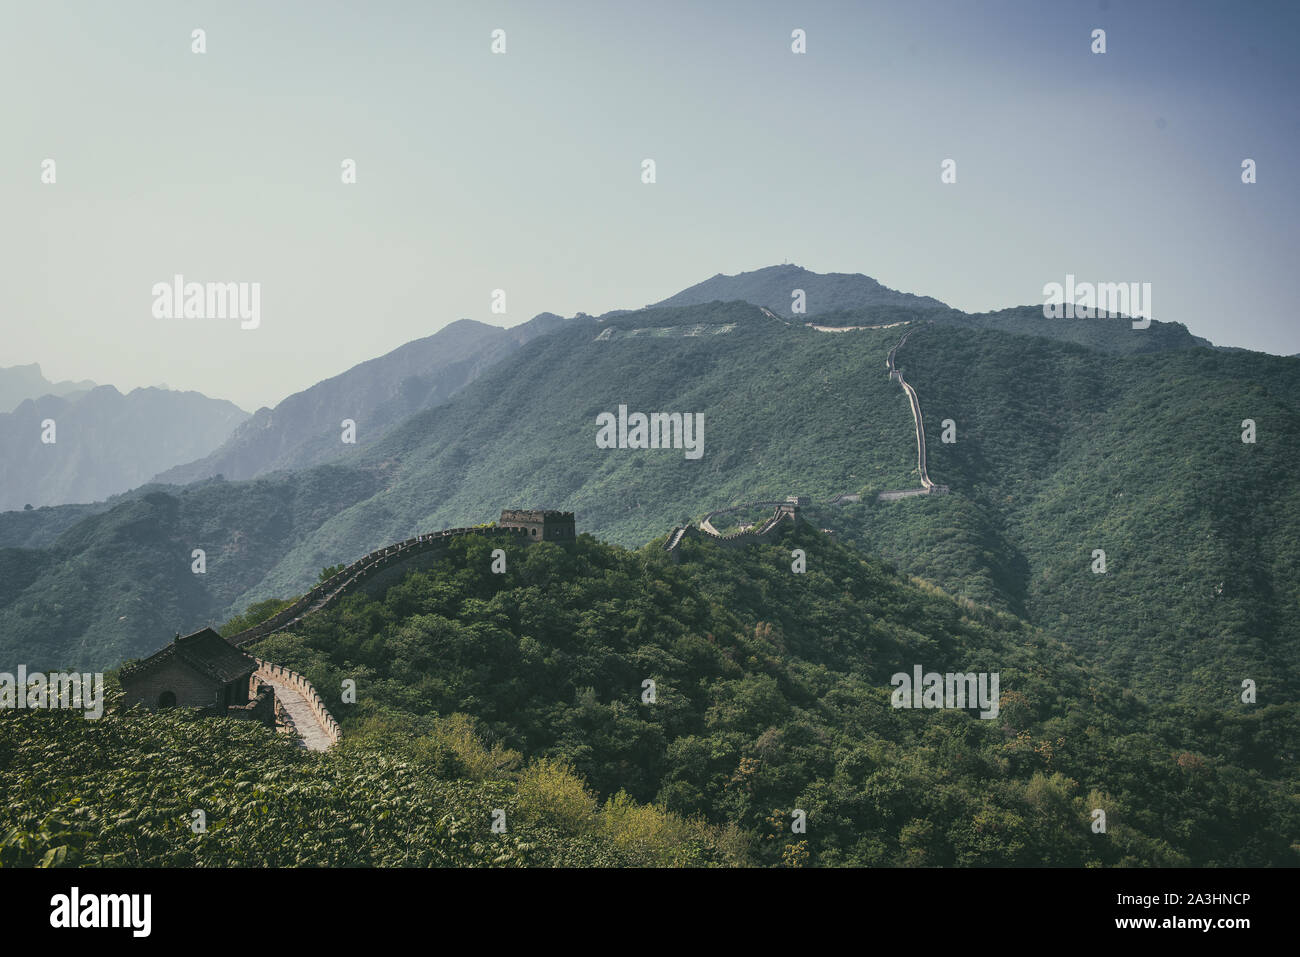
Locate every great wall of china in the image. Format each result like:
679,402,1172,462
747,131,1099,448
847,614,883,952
176,525,535,750
882,324,947,497
194,319,948,745
227,525,528,648
663,321,946,554
253,659,342,751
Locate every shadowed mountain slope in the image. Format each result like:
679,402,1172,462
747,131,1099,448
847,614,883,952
153,312,567,485
0,385,248,512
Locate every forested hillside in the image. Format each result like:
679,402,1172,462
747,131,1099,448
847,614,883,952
153,313,566,485
824,324,1300,703
2,297,1297,725
7,528,1290,867
1,301,921,668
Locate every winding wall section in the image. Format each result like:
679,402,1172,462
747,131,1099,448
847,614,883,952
228,526,527,648
885,326,940,493
212,525,530,749
252,659,341,751
662,324,946,554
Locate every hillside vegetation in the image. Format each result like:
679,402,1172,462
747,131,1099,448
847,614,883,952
152,313,565,486
5,527,1294,866
833,324,1300,703
2,296,1296,725
0,706,734,866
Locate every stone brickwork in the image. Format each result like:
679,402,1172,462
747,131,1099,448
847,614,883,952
225,683,277,730
664,503,799,559
253,659,341,748
119,627,257,712
120,657,227,711
498,509,576,543
664,325,948,556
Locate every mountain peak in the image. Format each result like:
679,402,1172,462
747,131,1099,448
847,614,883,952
0,362,98,414
650,265,947,317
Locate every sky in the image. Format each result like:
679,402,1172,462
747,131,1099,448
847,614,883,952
2,0,1297,411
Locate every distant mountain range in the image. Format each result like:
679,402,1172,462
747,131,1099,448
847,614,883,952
152,312,567,485
0,385,248,513
0,267,1228,513
0,363,98,413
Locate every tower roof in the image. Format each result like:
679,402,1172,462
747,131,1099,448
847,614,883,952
120,627,255,685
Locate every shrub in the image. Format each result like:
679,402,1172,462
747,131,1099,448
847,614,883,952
514,758,598,834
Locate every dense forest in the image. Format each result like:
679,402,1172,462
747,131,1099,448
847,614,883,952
825,324,1300,704
6,527,1293,866
2,297,1292,701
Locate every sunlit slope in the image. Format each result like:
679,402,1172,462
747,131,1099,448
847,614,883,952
238,526,1300,866
237,303,919,605
821,324,1300,702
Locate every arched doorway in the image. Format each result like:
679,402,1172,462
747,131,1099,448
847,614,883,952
158,690,177,708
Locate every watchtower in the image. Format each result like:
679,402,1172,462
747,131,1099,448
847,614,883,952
499,509,577,543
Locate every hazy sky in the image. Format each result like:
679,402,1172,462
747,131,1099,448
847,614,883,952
3,0,1297,410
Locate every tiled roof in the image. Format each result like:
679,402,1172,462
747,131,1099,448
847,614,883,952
119,627,255,684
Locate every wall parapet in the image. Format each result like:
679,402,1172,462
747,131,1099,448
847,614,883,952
664,325,945,557
253,658,342,747
229,525,527,648
664,505,797,554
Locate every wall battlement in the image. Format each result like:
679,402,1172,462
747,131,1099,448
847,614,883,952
664,326,947,556
253,659,341,748
498,509,576,542
226,522,542,648
143,509,576,746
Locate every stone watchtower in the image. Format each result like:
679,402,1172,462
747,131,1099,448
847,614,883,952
499,509,577,543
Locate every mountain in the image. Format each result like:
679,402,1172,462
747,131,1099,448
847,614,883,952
649,265,1206,357
4,526,1294,866
0,385,248,513
152,313,567,485
959,305,1205,354
0,363,97,413
3,294,1297,727
648,264,948,317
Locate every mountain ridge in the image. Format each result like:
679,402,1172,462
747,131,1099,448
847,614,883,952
4,294,1295,719
0,384,248,512
648,264,949,316
151,312,568,485
0,362,98,414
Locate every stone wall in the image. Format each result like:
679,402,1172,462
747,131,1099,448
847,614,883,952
877,488,931,501
120,658,225,710
225,683,276,730
253,659,342,746
200,519,583,745
498,509,576,543
665,326,946,557
664,505,798,555
229,525,528,648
